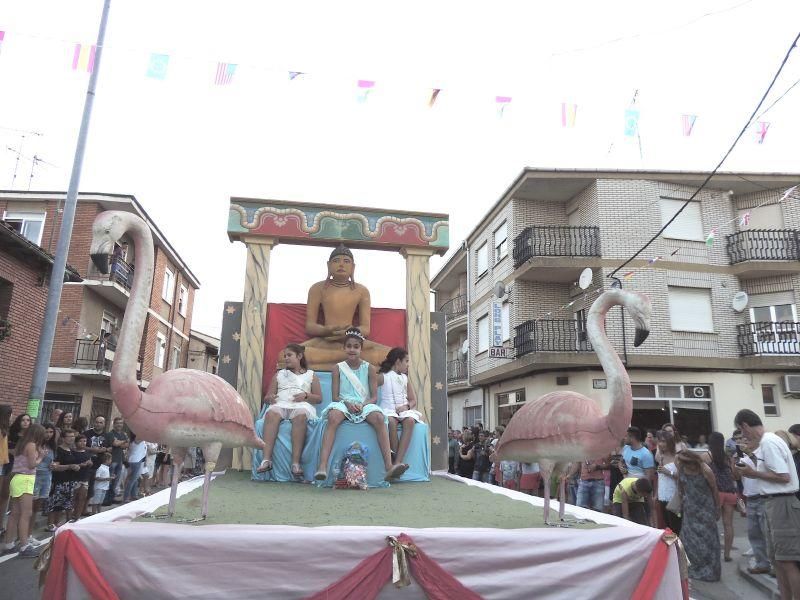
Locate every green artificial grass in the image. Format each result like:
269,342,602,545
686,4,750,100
141,471,601,529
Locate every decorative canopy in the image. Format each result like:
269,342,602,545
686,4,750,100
228,198,449,255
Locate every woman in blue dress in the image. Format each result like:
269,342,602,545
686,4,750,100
314,328,406,482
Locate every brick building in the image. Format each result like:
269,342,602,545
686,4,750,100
0,222,81,416
188,329,219,374
432,169,800,441
0,191,200,423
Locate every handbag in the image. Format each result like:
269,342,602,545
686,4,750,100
666,492,682,515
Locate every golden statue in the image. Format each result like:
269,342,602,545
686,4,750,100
299,244,392,371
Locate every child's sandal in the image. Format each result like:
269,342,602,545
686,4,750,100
256,459,273,473
291,464,304,481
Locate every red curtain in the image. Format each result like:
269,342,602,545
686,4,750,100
631,529,688,600
42,530,119,600
262,303,407,394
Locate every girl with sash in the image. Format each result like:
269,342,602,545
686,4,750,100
377,347,422,472
314,329,407,482
257,344,322,480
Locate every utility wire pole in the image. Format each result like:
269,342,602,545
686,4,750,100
28,0,112,420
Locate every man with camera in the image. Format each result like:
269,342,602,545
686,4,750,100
734,409,800,599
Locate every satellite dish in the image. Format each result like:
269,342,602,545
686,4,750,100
460,340,469,356
578,268,593,290
732,291,749,313
494,281,506,298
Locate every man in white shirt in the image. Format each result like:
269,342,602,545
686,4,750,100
734,409,800,599
740,441,771,574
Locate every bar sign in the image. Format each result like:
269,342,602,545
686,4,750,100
491,300,503,347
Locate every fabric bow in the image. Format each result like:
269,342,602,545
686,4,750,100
662,530,690,580
386,535,418,588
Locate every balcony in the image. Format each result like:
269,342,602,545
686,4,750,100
441,294,467,333
0,318,9,341
512,226,601,282
726,230,800,277
73,338,143,379
447,359,468,385
79,257,134,308
513,319,593,358
736,322,800,356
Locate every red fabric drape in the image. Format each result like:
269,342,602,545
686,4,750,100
306,533,481,600
631,529,688,600
262,303,407,394
42,530,120,600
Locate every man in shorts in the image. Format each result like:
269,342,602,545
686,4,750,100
734,409,800,599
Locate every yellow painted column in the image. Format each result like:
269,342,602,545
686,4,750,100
401,247,436,425
233,236,275,470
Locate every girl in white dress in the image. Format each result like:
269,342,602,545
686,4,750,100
377,348,423,470
257,344,322,480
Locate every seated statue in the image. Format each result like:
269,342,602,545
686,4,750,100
297,244,391,372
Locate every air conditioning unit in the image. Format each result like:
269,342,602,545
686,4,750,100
783,375,800,394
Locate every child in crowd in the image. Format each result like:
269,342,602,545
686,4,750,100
2,424,46,557
49,429,80,528
501,460,520,490
519,462,541,496
314,328,406,482
377,348,422,471
71,435,94,520
90,453,113,515
31,423,57,534
257,344,322,480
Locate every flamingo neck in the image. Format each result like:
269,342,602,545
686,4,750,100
587,289,632,441
111,217,154,417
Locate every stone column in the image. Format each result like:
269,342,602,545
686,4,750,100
402,247,436,425
233,236,275,470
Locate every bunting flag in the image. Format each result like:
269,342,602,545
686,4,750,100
71,44,96,73
288,71,303,80
496,96,512,117
681,114,697,137
214,62,237,85
739,212,751,227
647,255,664,265
146,53,170,80
624,108,639,136
623,271,635,280
357,79,375,103
755,121,770,144
428,88,441,108
705,227,718,247
561,103,577,127
0,31,5,56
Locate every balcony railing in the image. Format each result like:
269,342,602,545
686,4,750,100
87,257,135,291
441,295,467,321
447,359,468,384
513,319,593,357
74,338,143,377
736,321,800,356
726,230,800,264
513,226,601,268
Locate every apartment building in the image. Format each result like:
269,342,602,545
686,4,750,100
188,329,220,374
0,191,200,423
432,169,800,443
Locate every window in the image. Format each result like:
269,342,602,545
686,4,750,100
155,332,166,368
501,301,510,342
171,345,181,370
497,389,525,426
575,309,588,346
162,268,175,303
659,198,703,241
463,405,482,428
3,211,45,245
178,285,188,316
477,314,489,353
476,243,488,278
494,221,508,262
668,287,713,332
761,385,779,416
749,303,798,353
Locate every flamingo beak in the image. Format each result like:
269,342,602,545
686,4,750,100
634,328,649,347
91,253,110,274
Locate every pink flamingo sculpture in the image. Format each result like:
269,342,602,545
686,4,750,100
495,289,651,526
89,211,264,519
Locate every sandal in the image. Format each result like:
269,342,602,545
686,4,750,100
314,470,327,481
384,463,409,482
291,464,304,481
256,459,273,474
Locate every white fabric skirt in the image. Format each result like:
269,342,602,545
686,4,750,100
382,408,423,422
267,401,317,421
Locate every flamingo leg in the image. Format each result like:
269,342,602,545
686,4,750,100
542,467,552,525
558,472,567,521
200,442,222,520
167,448,187,518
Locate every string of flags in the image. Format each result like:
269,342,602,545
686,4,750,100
0,27,789,140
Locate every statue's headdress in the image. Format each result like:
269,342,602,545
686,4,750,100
329,244,354,262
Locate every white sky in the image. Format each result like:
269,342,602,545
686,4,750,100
1,0,799,337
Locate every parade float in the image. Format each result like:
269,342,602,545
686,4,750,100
41,201,684,600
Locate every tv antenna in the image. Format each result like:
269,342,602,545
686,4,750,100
2,127,44,189
4,146,56,190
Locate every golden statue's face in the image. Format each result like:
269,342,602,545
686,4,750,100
328,255,354,280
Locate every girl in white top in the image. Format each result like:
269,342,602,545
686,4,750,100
377,348,423,470
655,430,681,533
258,344,322,479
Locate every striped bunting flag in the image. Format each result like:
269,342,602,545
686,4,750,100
72,44,96,73
214,62,237,85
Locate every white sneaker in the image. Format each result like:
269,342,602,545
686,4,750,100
27,536,44,547
743,548,754,556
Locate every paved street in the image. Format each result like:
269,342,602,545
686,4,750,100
0,512,777,599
